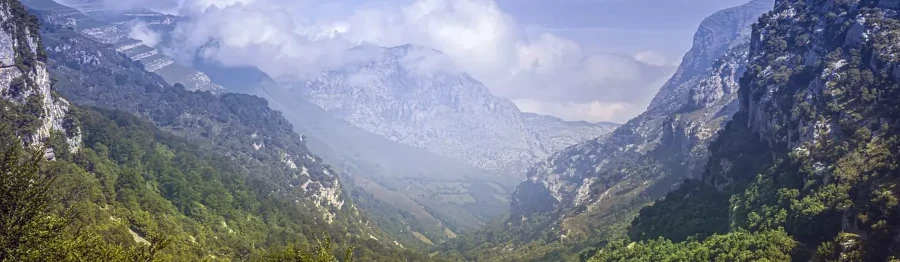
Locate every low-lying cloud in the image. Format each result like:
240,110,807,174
127,21,162,47
86,0,679,123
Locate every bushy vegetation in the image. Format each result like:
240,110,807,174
589,230,796,262
627,180,729,242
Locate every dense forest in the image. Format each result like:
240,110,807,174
1,103,442,261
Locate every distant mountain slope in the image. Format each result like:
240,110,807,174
22,0,225,93
521,112,619,154
293,44,616,174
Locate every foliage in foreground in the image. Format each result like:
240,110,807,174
589,230,795,262
0,108,386,261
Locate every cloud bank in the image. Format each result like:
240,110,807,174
99,0,679,123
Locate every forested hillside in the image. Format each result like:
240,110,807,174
37,18,351,222
595,0,900,260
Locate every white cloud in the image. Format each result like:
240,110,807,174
127,21,162,47
633,51,669,66
111,0,676,122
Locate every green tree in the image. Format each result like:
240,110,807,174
0,138,66,261
258,235,353,262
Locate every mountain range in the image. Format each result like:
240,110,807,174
7,0,897,261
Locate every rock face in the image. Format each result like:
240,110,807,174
626,0,900,259
295,45,616,174
705,0,900,194
0,0,79,154
507,0,774,240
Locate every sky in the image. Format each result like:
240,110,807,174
68,0,759,123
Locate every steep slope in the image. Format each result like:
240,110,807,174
294,45,614,174
436,1,774,261
614,0,900,260
0,0,77,150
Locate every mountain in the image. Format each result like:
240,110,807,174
436,1,775,261
292,44,616,174
596,0,900,260
22,0,226,94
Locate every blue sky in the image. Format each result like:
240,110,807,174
500,0,751,64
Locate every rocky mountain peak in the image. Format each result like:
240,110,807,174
648,0,774,114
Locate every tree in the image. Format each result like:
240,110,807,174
258,235,353,262
0,137,65,261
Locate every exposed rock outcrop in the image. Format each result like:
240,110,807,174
0,0,79,154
